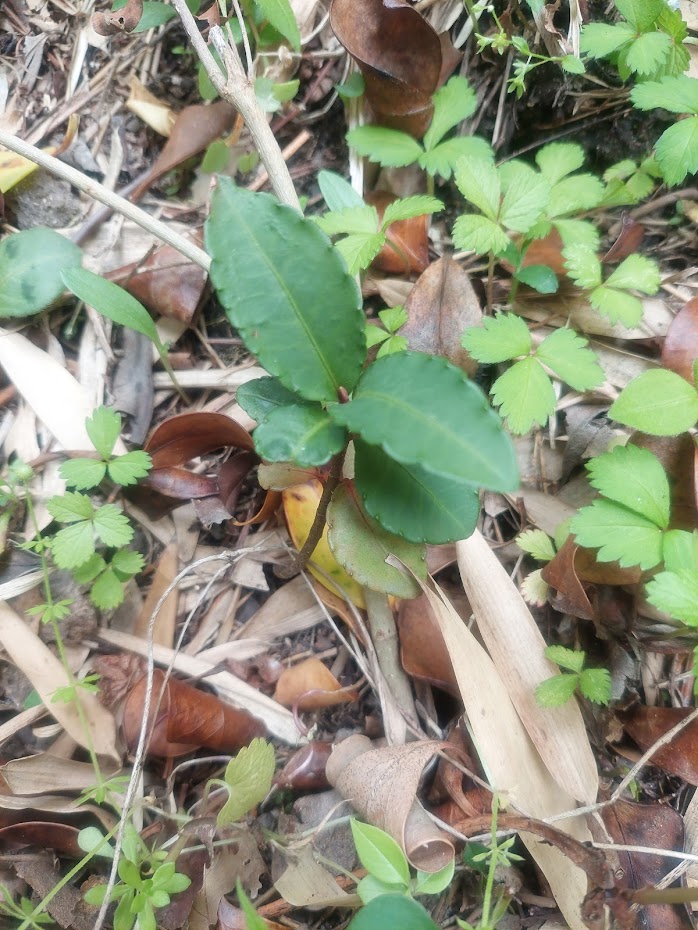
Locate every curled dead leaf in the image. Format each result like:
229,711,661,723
274,657,358,711
93,0,143,34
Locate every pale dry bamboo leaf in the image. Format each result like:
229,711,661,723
511,489,576,538
126,75,176,137
0,753,120,795
0,792,116,830
274,845,357,908
151,366,268,391
240,575,324,639
417,579,591,930
326,735,454,872
456,531,598,804
515,297,673,340
0,602,120,762
134,542,178,646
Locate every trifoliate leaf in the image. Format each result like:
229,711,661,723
424,75,478,151
60,458,107,491
580,22,635,58
654,117,698,186
462,313,532,363
378,305,408,333
110,548,145,579
335,233,385,275
630,75,698,113
92,505,134,548
535,674,579,707
315,205,378,236
605,253,661,294
625,30,672,75
646,570,698,625
454,157,500,220
579,668,612,705
419,135,494,180
346,126,423,167
545,645,585,673
562,245,602,289
560,54,586,74
553,218,600,250
585,444,670,528
90,569,126,610
52,522,96,570
451,214,509,256
85,406,122,460
535,142,585,185
570,498,664,569
609,369,698,435
498,161,551,233
107,451,152,486
317,170,364,212
547,174,605,217
535,327,605,391
589,285,644,326
47,491,94,523
491,357,556,434
516,529,556,561
376,334,407,357
366,323,391,348
381,196,443,228
218,738,276,826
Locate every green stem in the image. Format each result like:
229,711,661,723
486,252,495,315
480,795,500,925
426,173,435,197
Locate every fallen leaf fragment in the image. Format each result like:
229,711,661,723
275,741,332,792
274,657,358,711
618,706,698,786
661,297,698,385
366,191,430,275
126,75,176,137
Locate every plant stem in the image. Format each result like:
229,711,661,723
0,129,210,270
486,251,495,315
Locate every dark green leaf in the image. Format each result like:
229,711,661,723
0,229,82,319
237,376,303,422
253,404,347,467
317,170,364,211
514,264,558,293
336,72,365,99
255,0,301,50
347,894,439,930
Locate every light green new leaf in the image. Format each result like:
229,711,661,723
315,205,378,236
499,162,550,233
218,738,275,826
571,498,664,568
92,504,134,548
630,75,698,113
356,874,407,905
72,553,106,584
491,357,556,434
535,142,585,185
418,135,493,179
454,157,500,220
535,674,579,707
381,195,443,228
378,305,408,333
330,353,518,491
585,444,670,528
206,180,365,402
85,407,121,460
346,126,423,167
47,491,94,523
107,451,152,486
616,0,664,31
562,244,602,289
366,323,391,349
561,54,586,74
517,529,556,561
590,285,644,326
553,218,600,250
335,232,385,274
253,404,346,467
514,264,558,294
605,253,661,294
535,327,605,391
60,458,107,491
654,117,698,186
609,369,698,435
579,668,612,705
423,75,478,150
451,214,509,256
51,522,96,570
546,174,605,217
545,645,585,673
255,0,300,50
350,821,410,888
580,22,635,58
625,30,672,75
0,228,82,319
462,312,532,363
412,859,455,895
111,548,145,578
662,530,698,573
317,170,364,212
90,569,126,610
646,570,698,625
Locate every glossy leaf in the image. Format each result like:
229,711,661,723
350,820,410,888
206,179,365,402
253,404,347,467
0,229,82,318
329,353,518,492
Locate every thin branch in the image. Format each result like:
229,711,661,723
0,129,210,270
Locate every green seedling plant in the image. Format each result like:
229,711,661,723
630,75,698,185
206,737,276,827
601,156,662,206
536,646,612,707
462,313,605,434
0,889,54,930
365,305,408,358
315,170,443,274
346,75,493,184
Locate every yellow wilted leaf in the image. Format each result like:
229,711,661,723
126,76,176,137
0,116,78,194
282,479,365,609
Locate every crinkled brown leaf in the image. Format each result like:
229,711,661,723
661,297,698,386
400,254,482,375
274,658,358,711
619,706,698,786
330,0,442,137
93,0,142,34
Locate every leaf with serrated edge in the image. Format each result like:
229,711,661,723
350,821,410,888
330,353,518,492
517,529,556,561
553,218,600,250
545,645,585,673
92,504,133,548
535,328,605,391
419,135,493,180
423,76,478,150
654,117,698,186
662,530,698,573
571,498,663,569
86,407,122,459
354,440,480,544
462,312,532,363
315,205,379,236
604,253,660,294
626,30,672,75
579,668,611,705
547,174,605,217
609,369,698,435
585,444,669,528
580,22,634,57
491,357,556,434
47,491,94,523
454,157,500,220
346,126,423,167
499,161,550,233
52,522,95,569
589,285,644,326
111,548,144,578
253,404,346,467
535,142,585,185
60,458,107,491
335,233,385,274
107,451,152,486
646,570,698,624
616,0,664,30
91,569,125,610
452,214,509,256
630,75,698,113
535,674,579,707
327,483,425,598
218,738,276,826
206,180,365,402
562,244,602,289
381,196,443,228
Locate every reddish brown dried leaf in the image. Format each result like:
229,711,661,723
275,741,333,792
122,669,265,758
93,0,142,34
0,822,82,856
366,192,430,275
145,412,254,467
661,298,698,386
130,101,237,201
330,0,442,137
398,593,458,695
603,217,646,263
146,467,220,500
400,255,482,375
619,706,698,786
541,537,595,620
274,658,358,711
519,229,567,276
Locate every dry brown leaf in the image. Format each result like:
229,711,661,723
326,735,454,872
0,754,119,796
0,602,119,762
134,543,178,646
456,531,598,805
366,191,430,275
618,706,698,786
126,75,176,137
397,593,459,695
274,657,358,711
274,844,357,908
661,297,698,385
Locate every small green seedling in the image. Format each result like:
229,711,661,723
536,646,612,708
601,157,661,206
207,738,276,828
0,887,54,930
347,76,493,181
462,313,605,434
630,75,698,186
366,306,408,358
